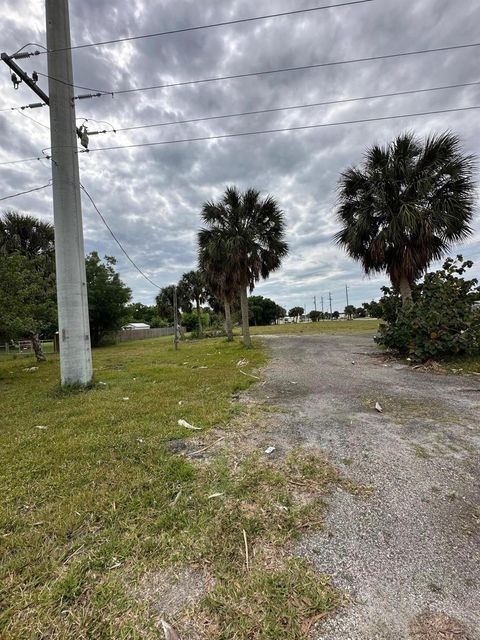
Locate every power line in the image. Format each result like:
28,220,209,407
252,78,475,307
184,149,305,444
93,80,480,135
4,78,478,132
12,42,47,57
80,183,162,289
4,103,480,167
0,155,51,167
36,71,108,95
79,105,480,154
36,1,374,55
15,108,50,130
0,182,51,201
0,103,48,113
40,42,480,98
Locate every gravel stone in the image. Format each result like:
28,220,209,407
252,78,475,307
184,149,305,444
249,333,480,640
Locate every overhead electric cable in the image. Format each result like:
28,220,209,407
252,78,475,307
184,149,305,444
37,42,480,98
0,182,51,201
79,105,480,154
2,78,478,128
97,80,480,134
80,183,162,289
15,109,50,129
0,103,48,113
4,104,479,167
36,1,374,54
0,155,50,166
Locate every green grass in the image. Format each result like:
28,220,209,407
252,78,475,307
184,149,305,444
0,341,54,361
442,354,480,375
0,336,354,639
246,319,380,335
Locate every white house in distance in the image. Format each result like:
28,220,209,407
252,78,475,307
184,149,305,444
122,322,151,330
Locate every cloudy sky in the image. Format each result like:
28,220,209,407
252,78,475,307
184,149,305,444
1,0,480,312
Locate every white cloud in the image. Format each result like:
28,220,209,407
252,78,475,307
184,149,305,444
1,0,479,312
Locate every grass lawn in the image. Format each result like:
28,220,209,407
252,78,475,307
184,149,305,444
0,335,353,639
247,319,380,335
443,354,480,375
0,341,55,361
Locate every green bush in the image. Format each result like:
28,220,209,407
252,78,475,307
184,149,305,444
149,316,169,328
181,311,210,333
376,256,480,362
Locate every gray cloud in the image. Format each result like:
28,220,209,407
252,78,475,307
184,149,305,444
1,0,479,313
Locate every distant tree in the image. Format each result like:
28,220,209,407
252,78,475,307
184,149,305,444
274,305,287,324
335,132,476,307
126,302,166,327
248,296,280,326
149,316,169,328
344,304,356,320
288,307,304,322
0,253,56,345
127,303,154,323
0,210,54,257
309,310,322,322
332,311,340,319
362,300,383,318
155,285,175,323
0,211,57,356
181,310,210,333
355,307,367,318
85,252,131,346
178,270,207,336
200,186,288,347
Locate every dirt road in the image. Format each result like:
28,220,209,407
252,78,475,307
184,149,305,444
250,333,480,640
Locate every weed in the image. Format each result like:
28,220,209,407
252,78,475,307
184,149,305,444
0,336,356,639
414,445,431,459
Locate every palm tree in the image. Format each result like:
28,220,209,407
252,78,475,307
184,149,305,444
199,187,288,347
335,132,476,306
178,270,207,336
0,210,54,257
198,241,240,342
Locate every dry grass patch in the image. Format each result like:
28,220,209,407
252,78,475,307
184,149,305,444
410,611,471,639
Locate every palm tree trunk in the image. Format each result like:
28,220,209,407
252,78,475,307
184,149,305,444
196,298,203,336
224,298,233,342
399,275,413,307
240,287,252,348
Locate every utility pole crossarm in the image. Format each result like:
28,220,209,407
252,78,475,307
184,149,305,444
1,53,49,105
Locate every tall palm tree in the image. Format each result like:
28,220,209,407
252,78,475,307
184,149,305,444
199,186,288,347
178,270,207,336
0,210,54,257
335,132,476,306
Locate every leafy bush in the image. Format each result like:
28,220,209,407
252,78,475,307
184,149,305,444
181,311,210,333
149,316,169,328
376,256,480,361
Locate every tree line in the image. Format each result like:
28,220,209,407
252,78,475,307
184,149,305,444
2,129,477,359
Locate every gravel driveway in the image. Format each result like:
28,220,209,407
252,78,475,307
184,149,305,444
250,333,480,640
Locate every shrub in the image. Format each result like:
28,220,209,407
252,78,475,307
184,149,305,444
376,256,480,361
181,311,210,333
149,316,169,328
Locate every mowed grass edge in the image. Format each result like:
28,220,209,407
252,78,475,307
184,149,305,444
247,319,380,335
